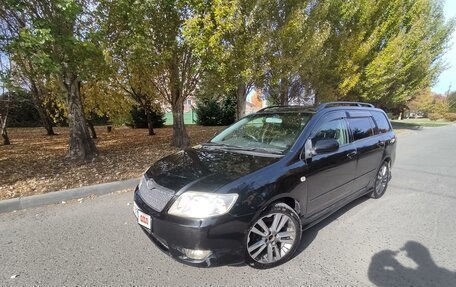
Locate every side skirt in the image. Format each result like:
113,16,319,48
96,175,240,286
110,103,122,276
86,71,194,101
301,187,373,231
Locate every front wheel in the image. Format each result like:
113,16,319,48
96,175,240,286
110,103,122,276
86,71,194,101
245,203,302,269
368,161,390,199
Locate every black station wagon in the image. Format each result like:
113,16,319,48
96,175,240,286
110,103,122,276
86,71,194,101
133,102,396,268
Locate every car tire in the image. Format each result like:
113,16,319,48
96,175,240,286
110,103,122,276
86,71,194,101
368,161,390,199
245,203,302,269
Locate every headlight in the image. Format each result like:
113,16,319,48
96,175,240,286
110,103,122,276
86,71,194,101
168,191,238,218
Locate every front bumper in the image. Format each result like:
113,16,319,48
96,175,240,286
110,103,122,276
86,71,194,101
133,188,251,267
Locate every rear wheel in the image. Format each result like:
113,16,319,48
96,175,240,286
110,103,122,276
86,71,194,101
245,203,302,269
369,161,390,199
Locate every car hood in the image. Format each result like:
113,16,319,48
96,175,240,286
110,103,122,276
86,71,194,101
145,146,281,192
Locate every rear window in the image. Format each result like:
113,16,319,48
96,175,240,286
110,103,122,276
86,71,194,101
348,117,375,141
371,111,391,133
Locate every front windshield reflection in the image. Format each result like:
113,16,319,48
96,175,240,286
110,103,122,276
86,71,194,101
209,113,312,154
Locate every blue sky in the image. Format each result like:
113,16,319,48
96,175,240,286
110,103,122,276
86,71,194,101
432,0,456,94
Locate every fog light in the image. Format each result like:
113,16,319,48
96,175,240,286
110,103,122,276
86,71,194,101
182,248,212,260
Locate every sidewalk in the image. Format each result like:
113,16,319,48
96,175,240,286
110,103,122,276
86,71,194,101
0,178,139,213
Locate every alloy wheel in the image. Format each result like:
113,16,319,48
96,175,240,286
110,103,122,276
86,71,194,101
247,213,297,264
375,163,389,195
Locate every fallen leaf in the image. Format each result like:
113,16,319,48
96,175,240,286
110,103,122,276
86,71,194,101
1,126,225,200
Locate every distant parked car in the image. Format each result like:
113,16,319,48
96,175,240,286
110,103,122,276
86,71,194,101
133,102,396,268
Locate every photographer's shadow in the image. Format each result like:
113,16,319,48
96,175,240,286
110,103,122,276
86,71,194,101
368,241,456,286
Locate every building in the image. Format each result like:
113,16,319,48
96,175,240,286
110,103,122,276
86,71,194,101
246,89,267,114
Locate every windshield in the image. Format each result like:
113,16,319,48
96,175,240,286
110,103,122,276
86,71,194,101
208,112,312,154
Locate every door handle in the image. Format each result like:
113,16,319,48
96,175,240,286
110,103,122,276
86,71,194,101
347,151,357,158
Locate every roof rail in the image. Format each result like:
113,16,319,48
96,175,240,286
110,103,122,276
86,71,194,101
316,101,374,111
256,105,292,112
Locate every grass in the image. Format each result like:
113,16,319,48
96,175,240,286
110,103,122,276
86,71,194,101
0,125,224,200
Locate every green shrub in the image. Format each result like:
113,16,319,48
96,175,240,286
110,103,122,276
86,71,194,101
8,97,41,127
87,112,110,125
428,113,443,121
444,113,456,122
126,106,165,128
195,96,235,126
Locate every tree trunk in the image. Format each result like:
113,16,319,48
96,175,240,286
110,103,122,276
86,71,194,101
87,120,97,139
279,78,289,106
171,100,190,148
145,109,155,135
64,73,98,161
37,104,55,136
0,96,10,145
1,123,9,145
236,83,247,121
30,80,56,135
43,116,55,135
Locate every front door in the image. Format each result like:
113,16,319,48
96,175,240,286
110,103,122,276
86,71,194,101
304,112,357,215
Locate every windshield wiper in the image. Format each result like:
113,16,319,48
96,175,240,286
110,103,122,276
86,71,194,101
201,142,245,150
245,147,284,155
203,143,283,155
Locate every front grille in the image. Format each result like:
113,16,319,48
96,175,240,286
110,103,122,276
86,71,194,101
137,180,175,212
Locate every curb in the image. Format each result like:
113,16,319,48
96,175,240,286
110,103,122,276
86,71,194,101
0,178,139,214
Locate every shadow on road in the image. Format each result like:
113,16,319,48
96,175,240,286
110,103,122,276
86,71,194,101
391,122,424,131
230,196,370,268
294,196,369,256
368,241,456,286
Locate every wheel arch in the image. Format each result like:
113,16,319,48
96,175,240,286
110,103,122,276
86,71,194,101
252,195,302,221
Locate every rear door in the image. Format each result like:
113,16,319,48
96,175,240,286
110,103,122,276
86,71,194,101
347,111,385,193
304,112,357,215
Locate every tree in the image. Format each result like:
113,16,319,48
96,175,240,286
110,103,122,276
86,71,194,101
0,90,11,145
1,0,103,161
96,15,161,137
195,95,236,126
80,52,132,138
253,0,319,105
358,1,454,110
127,106,165,129
430,93,449,115
312,0,454,110
408,90,434,117
0,1,57,136
255,0,453,109
100,0,207,146
185,0,267,120
0,48,12,144
448,91,456,113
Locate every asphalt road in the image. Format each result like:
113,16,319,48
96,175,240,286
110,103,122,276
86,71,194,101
1,125,456,286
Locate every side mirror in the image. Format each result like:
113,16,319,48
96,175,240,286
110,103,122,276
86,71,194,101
314,139,339,154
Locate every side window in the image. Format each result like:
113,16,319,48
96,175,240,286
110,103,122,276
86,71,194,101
348,117,375,141
312,118,349,146
371,111,391,134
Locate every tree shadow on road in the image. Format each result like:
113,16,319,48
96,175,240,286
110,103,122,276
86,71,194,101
230,196,370,268
294,196,369,256
391,122,424,131
368,241,456,286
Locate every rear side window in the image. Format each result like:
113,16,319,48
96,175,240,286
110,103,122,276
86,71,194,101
348,117,375,141
371,111,391,133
